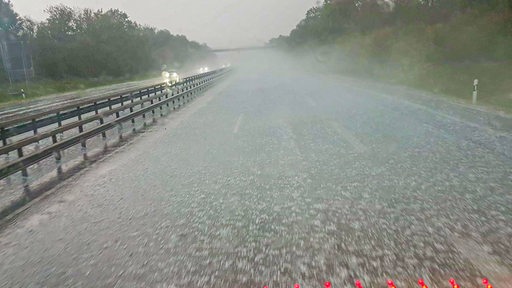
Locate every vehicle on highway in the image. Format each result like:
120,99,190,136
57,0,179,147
162,70,181,85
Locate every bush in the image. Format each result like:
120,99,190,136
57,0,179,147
275,0,512,111
27,6,211,80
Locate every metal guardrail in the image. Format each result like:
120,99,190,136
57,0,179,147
0,68,229,203
0,85,166,139
0,72,221,142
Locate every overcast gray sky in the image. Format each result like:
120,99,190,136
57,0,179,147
12,0,319,48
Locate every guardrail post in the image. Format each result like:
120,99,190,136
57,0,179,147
17,147,31,198
56,112,64,146
129,93,136,132
169,88,176,111
141,93,146,126
3,138,12,186
31,119,38,136
81,139,88,161
150,98,156,123
77,107,84,133
118,123,123,141
97,116,107,151
159,96,163,117
52,135,63,178
56,112,62,128
1,127,7,147
108,98,112,110
114,97,122,132
165,91,170,113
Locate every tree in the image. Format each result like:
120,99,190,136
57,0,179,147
0,0,23,38
0,0,25,82
31,5,211,79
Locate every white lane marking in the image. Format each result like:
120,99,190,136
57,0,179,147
233,113,244,134
279,120,307,177
282,119,304,160
329,120,366,153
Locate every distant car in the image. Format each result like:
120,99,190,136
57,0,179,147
162,70,181,85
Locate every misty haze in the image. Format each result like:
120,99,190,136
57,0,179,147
0,1,511,287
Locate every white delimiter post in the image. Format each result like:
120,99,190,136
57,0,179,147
472,79,479,104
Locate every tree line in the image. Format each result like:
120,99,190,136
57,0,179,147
271,0,512,63
0,1,211,82
269,0,512,108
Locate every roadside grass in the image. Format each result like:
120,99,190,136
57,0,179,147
302,11,512,115
311,54,512,114
0,72,159,106
314,27,512,115
370,61,512,114
307,45,512,115
412,62,512,113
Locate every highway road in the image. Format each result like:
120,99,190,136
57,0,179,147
0,53,511,287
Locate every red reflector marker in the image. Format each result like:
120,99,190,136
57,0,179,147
449,278,460,288
355,279,363,288
294,284,300,288
324,281,332,288
418,278,428,288
387,279,397,288
482,278,493,288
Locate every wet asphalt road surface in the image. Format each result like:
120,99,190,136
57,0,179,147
0,54,511,287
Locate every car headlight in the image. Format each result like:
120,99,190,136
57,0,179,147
163,72,170,79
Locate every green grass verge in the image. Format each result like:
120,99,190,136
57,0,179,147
367,61,512,114
319,49,512,114
410,62,512,113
